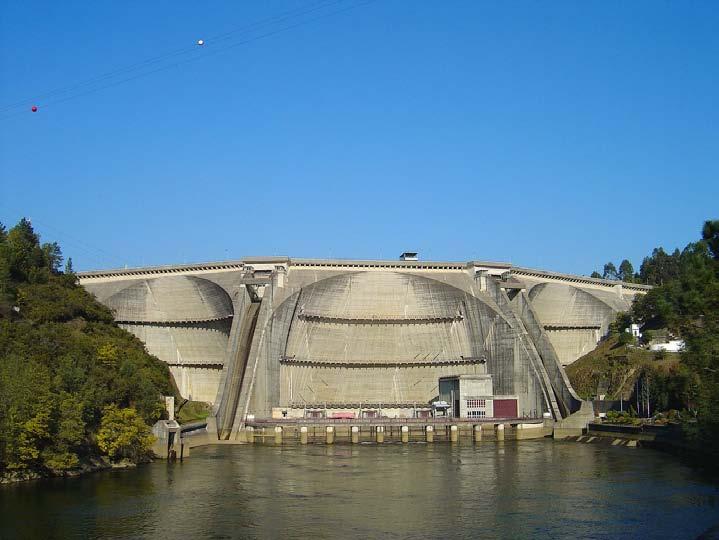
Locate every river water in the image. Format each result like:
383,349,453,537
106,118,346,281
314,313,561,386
2,440,718,539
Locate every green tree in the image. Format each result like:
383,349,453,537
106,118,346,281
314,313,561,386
590,271,602,279
97,343,119,367
639,247,682,285
618,331,636,346
633,242,715,331
603,262,618,280
0,223,12,316
702,219,719,260
7,406,52,470
642,329,654,344
6,218,45,282
56,393,85,447
41,391,84,470
41,242,63,273
618,259,635,282
610,312,633,335
97,406,155,462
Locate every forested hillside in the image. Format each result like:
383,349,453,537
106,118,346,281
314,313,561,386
0,218,176,479
572,220,719,453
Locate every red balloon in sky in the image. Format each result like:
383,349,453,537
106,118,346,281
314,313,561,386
31,106,38,112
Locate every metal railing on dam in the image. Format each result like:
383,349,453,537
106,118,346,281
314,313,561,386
246,416,544,427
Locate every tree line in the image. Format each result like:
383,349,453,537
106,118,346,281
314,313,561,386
591,246,689,285
614,220,719,450
0,218,175,477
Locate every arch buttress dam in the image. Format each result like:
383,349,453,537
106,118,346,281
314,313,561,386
78,257,649,438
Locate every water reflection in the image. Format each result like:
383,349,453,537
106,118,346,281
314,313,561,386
2,440,718,539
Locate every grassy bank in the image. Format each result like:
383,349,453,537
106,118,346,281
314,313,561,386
566,335,683,404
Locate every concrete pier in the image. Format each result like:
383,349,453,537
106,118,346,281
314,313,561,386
326,426,335,444
473,424,482,442
274,426,283,445
376,426,385,443
351,426,360,444
515,423,549,440
450,425,458,443
496,423,505,441
401,425,409,443
426,425,434,443
300,426,308,444
245,426,254,444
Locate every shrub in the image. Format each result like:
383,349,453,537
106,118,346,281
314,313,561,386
605,410,641,425
618,331,636,346
97,405,155,463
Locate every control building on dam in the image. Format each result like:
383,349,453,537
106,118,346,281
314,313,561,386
78,256,650,438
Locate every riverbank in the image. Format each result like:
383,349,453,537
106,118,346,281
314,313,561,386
1,457,142,485
561,422,719,473
2,420,711,485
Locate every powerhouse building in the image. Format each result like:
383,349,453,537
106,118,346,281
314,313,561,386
78,256,649,438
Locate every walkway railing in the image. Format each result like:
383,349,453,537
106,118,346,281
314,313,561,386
246,416,543,426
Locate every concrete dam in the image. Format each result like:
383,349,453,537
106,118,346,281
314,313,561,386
78,257,649,439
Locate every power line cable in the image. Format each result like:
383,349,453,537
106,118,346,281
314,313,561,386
27,217,125,266
0,0,376,121
0,203,126,267
0,0,346,114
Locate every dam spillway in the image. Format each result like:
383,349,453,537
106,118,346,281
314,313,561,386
78,257,649,438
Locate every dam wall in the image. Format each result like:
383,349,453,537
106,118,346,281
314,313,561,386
78,257,649,437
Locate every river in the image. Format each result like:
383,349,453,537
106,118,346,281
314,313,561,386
2,440,718,539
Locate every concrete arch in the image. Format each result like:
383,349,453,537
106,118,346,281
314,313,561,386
281,271,508,365
528,282,629,365
230,270,552,422
281,269,511,323
106,275,235,402
106,275,234,323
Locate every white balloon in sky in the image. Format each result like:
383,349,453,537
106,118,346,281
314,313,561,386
197,39,204,46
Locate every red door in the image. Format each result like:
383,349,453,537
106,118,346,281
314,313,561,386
493,399,517,418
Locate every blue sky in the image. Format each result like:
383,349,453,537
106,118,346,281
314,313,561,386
1,1,717,274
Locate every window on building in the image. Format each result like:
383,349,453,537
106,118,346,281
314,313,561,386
467,410,486,418
466,399,486,409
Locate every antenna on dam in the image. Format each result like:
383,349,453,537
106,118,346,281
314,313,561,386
399,252,418,261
